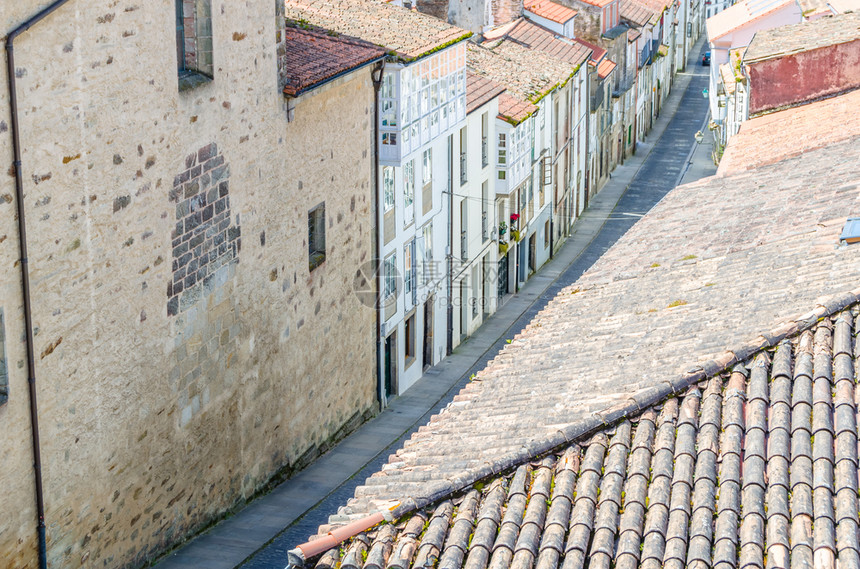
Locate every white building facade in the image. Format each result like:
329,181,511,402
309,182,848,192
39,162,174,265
451,88,503,347
377,42,469,397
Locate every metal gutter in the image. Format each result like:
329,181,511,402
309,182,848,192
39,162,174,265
5,3,74,568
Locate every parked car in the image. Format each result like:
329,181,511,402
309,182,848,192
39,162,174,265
702,51,711,66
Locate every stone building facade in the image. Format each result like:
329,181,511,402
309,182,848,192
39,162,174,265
1,1,377,568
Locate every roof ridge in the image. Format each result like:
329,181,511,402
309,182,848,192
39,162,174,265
374,286,860,520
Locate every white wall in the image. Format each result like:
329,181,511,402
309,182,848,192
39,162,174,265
451,97,500,346
377,45,468,396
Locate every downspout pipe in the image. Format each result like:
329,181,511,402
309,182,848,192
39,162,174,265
446,135,453,356
371,60,385,410
6,2,73,568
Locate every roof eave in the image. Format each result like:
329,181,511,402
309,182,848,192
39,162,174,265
283,53,386,99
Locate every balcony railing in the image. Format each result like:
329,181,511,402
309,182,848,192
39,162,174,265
460,152,467,185
590,84,606,113
481,137,488,168
482,211,488,241
612,74,636,98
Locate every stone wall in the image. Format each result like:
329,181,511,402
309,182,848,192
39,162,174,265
448,0,523,32
0,2,377,568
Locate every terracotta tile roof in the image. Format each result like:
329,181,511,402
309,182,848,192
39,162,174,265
577,0,615,8
744,11,860,63
497,93,540,123
718,48,744,95
296,114,860,560
719,62,737,94
620,0,656,26
636,0,672,22
797,0,831,15
718,88,860,175
524,0,579,23
283,0,471,61
466,72,507,114
281,26,385,97
310,311,860,569
596,57,618,77
466,36,580,122
828,0,860,13
706,0,796,42
627,27,642,40
575,37,608,64
505,18,593,67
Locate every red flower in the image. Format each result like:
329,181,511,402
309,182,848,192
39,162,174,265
510,213,520,222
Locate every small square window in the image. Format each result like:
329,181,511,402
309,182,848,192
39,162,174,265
176,0,214,90
308,203,326,271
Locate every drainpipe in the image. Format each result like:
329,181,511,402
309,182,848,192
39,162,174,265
446,134,453,356
6,2,73,568
514,189,520,294
584,70,591,210
370,60,385,410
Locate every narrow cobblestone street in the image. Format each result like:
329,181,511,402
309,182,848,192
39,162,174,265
154,40,713,569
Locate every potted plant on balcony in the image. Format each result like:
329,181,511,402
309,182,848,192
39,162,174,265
498,220,509,254
510,213,522,242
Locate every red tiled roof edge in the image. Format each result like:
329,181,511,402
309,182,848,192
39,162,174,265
524,0,578,23
281,25,386,97
575,37,607,63
466,72,507,114
377,286,860,520
507,18,593,67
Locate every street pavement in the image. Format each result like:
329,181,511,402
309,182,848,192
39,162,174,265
151,38,712,569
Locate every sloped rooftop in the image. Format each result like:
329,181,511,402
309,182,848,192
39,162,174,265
466,72,507,114
466,37,579,121
620,0,656,27
283,0,471,61
506,18,593,68
574,37,608,64
719,62,737,95
309,312,860,569
718,88,860,175
706,0,797,42
302,123,860,546
496,94,540,124
828,0,860,13
597,58,618,78
524,0,579,23
635,0,672,23
744,11,860,63
576,0,616,9
281,26,385,97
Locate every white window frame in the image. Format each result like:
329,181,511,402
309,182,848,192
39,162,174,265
383,253,398,299
383,166,395,212
404,159,415,225
422,149,432,190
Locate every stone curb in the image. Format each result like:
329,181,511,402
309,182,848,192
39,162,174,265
386,287,860,520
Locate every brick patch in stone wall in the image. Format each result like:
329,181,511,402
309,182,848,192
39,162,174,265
168,142,241,316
